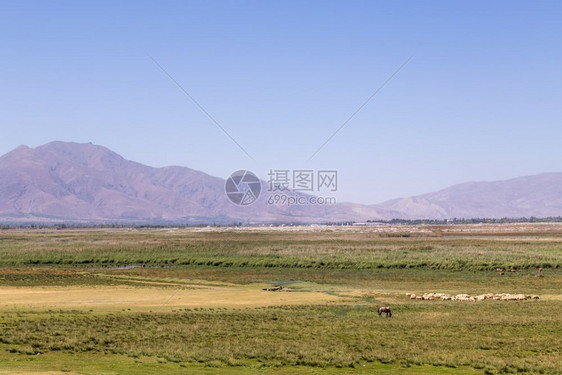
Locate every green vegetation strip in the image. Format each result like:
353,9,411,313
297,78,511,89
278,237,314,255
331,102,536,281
0,230,560,270
1,303,561,374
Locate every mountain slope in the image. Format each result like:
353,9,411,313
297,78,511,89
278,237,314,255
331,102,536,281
0,142,225,221
0,141,396,223
380,173,562,219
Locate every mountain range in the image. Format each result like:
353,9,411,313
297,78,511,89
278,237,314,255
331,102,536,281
380,173,562,220
0,141,560,223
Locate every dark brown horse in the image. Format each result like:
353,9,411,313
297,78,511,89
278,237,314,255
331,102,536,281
378,306,392,317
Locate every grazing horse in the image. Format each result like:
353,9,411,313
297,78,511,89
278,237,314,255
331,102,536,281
378,306,392,317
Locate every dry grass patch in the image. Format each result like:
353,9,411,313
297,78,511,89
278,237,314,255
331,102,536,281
0,285,343,313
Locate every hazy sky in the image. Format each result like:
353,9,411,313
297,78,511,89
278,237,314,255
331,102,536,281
1,1,561,203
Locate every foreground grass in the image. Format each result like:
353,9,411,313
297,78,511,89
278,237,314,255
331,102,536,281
0,352,484,375
1,302,560,374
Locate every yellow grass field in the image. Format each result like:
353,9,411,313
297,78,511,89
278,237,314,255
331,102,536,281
0,284,343,313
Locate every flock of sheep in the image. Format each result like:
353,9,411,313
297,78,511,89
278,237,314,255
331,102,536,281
406,292,539,301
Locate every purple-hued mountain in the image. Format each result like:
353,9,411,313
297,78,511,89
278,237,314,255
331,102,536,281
380,173,562,219
0,141,396,223
0,141,561,223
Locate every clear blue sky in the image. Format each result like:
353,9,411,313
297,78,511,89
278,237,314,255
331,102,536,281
1,1,561,203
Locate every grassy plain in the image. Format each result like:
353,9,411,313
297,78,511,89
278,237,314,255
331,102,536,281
0,224,561,374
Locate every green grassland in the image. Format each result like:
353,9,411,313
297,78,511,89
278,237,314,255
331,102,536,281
0,226,561,374
0,228,560,270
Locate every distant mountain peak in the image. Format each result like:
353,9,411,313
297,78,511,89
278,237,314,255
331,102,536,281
0,141,395,223
37,141,124,160
380,172,562,219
